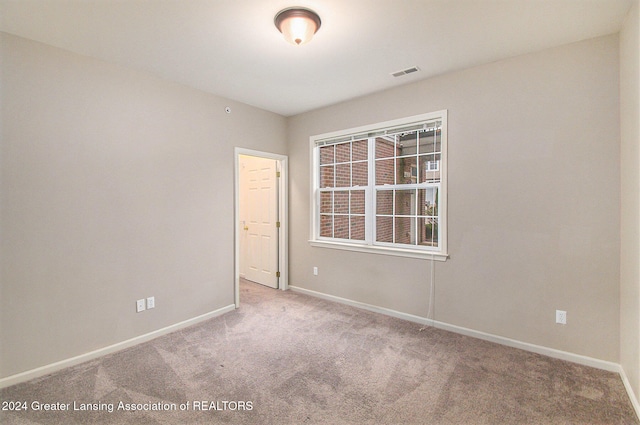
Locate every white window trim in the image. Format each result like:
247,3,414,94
426,160,440,171
309,111,448,261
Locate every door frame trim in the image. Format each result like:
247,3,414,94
234,148,289,308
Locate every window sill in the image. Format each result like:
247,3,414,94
308,240,449,261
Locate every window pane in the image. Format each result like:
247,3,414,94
334,191,349,214
396,156,417,185
335,163,351,187
352,139,368,161
320,215,333,237
418,129,441,155
335,142,350,163
420,187,438,217
376,216,393,243
418,217,438,247
320,145,334,165
395,189,415,216
352,161,368,186
320,165,334,188
395,216,415,245
376,190,393,215
351,190,365,214
398,131,418,155
375,159,394,185
418,154,441,183
351,216,365,240
320,191,332,214
334,215,349,239
375,137,396,159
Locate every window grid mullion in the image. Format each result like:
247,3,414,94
349,141,352,240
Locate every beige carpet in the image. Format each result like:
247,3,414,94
1,280,637,424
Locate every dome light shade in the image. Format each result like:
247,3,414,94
274,7,321,45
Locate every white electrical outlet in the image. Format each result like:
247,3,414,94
147,296,155,309
136,299,146,313
313,267,318,276
556,310,567,325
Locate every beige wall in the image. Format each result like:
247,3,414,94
620,0,640,407
0,33,287,378
288,35,621,362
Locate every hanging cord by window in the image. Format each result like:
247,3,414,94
419,253,436,331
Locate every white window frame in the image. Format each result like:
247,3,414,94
426,160,439,171
309,111,448,261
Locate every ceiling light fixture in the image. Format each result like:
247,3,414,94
274,7,321,46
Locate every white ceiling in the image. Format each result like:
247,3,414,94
0,0,633,116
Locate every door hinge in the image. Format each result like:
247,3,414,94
276,271,281,278
276,221,281,228
276,171,281,178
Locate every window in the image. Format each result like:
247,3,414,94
426,160,439,171
310,111,448,260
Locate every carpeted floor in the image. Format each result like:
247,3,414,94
1,280,638,424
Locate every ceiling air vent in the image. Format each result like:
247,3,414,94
391,66,420,78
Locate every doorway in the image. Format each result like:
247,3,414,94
234,148,288,308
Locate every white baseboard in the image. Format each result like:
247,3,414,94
431,320,621,372
289,285,635,398
620,366,640,421
0,304,236,389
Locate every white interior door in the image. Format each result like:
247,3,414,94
239,155,279,288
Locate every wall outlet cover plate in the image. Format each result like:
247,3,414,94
136,299,146,313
